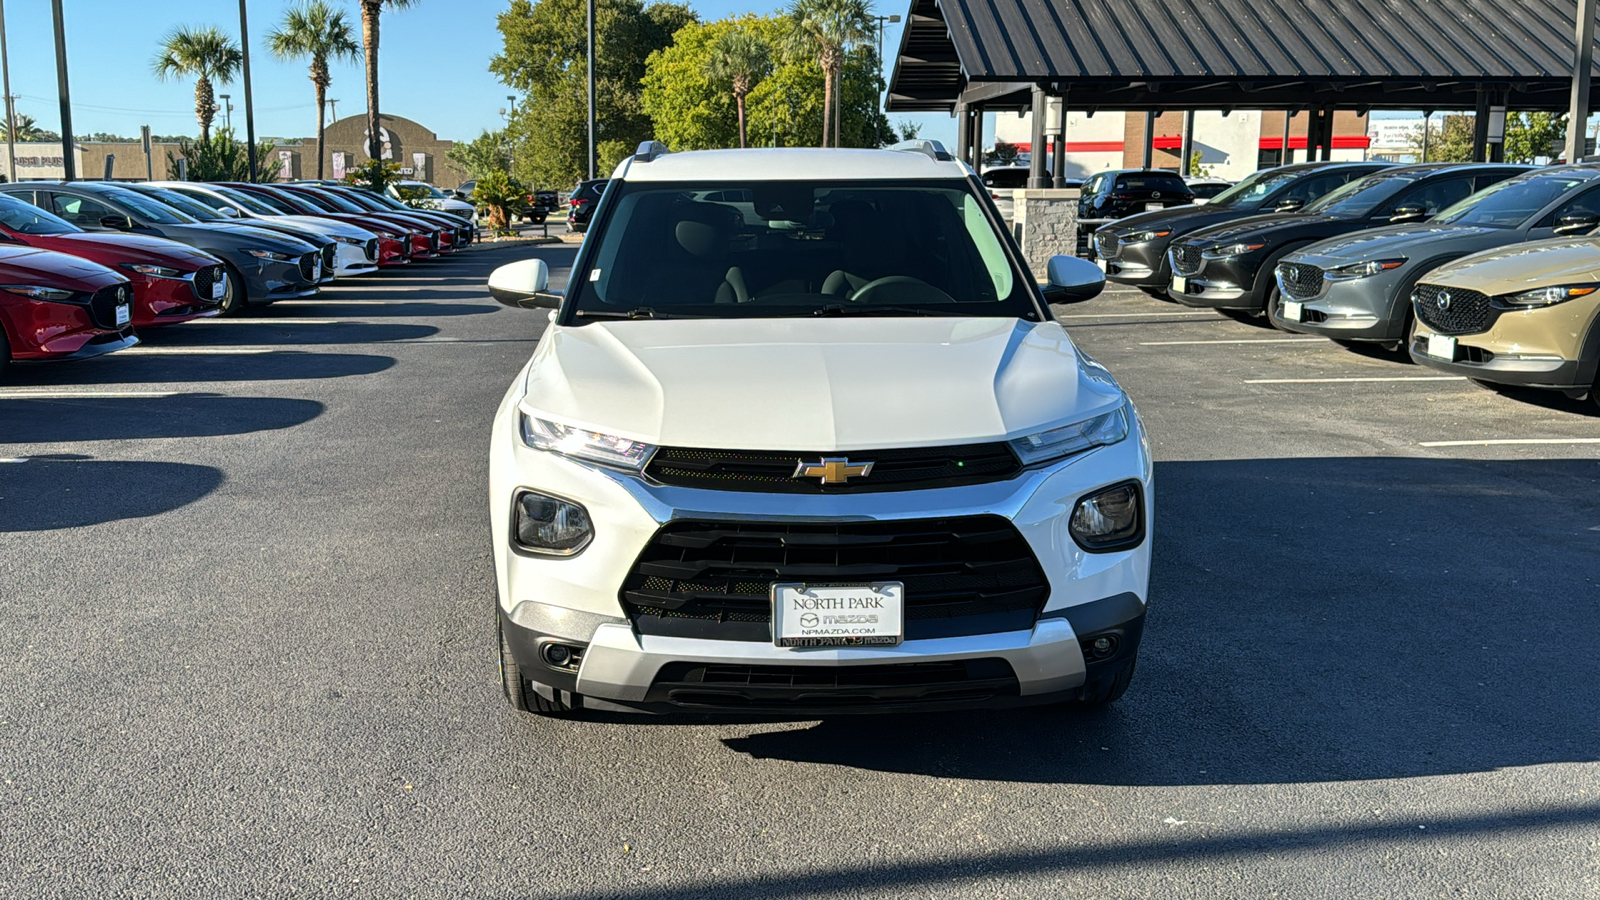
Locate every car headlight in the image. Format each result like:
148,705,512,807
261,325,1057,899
119,263,183,278
1122,229,1170,244
245,248,294,261
1007,404,1129,466
1326,258,1405,279
0,284,75,301
1201,242,1266,259
511,490,593,556
519,414,656,470
1069,481,1145,552
331,235,365,245
1501,283,1598,307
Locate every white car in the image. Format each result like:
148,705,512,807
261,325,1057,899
386,180,477,225
151,181,383,277
487,141,1152,716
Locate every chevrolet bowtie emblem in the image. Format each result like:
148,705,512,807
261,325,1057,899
793,457,874,484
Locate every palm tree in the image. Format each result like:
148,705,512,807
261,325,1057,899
152,26,243,143
1,113,43,143
358,0,420,162
784,0,871,148
268,1,362,179
705,29,772,149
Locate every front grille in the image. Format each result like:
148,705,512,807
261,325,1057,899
1413,283,1492,335
86,284,129,329
457,226,472,245
320,243,336,273
190,265,222,303
363,238,379,261
429,231,442,252
620,516,1051,642
645,658,1019,709
644,443,1020,493
1094,230,1119,259
297,252,318,282
1278,262,1324,299
1172,243,1203,275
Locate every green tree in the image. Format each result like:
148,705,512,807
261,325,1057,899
1504,112,1567,163
151,25,243,142
1,114,46,142
268,0,362,179
705,28,771,148
1409,115,1474,163
358,0,420,163
166,128,282,182
985,140,1019,166
471,169,523,231
892,119,920,143
782,0,871,147
343,157,403,191
448,129,513,179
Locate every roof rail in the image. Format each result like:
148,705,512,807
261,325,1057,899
633,141,670,163
888,139,954,162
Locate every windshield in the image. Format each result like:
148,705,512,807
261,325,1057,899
304,189,368,213
277,188,338,212
1431,175,1595,228
229,187,298,214
567,180,1039,321
1205,168,1301,209
1304,173,1410,216
0,194,78,234
207,187,281,216
135,187,226,221
103,188,194,224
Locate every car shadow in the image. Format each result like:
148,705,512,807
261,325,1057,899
0,394,323,442
2,351,395,385
150,321,439,346
245,301,498,318
708,456,1600,786
0,457,223,532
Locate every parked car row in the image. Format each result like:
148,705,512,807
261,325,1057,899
0,180,477,381
1093,161,1600,410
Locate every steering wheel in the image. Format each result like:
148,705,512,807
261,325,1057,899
849,275,956,305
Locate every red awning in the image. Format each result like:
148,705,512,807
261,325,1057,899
1260,136,1372,149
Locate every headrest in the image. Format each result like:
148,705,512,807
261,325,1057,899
673,202,738,258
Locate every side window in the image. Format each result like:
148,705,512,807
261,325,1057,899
49,193,117,229
1275,172,1357,206
1384,175,1476,217
1537,187,1600,228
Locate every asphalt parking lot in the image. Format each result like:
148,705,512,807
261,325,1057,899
3,248,1598,898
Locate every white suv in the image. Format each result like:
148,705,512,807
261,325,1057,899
487,141,1152,716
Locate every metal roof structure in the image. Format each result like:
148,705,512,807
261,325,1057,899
887,0,1600,112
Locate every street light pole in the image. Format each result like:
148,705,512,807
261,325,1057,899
1568,0,1598,162
0,0,17,184
50,0,73,181
238,0,257,182
874,14,901,96
586,0,596,180
220,94,231,131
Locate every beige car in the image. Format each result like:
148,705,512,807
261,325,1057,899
1410,236,1600,408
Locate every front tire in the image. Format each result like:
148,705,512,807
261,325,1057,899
1076,657,1137,706
498,615,577,717
215,263,247,317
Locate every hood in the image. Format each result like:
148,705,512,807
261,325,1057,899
1286,223,1503,266
44,233,220,270
518,317,1125,451
1425,236,1600,293
1101,203,1270,238
0,245,126,290
242,220,335,247
1181,212,1330,244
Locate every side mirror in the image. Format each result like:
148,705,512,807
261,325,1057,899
488,258,562,309
99,214,133,230
1041,254,1106,304
1554,213,1599,235
220,206,242,218
1272,198,1305,213
1389,205,1428,224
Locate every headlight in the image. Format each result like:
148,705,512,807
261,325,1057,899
1326,258,1405,279
1201,242,1266,259
1069,481,1145,552
519,414,656,470
120,263,183,278
1007,404,1129,466
245,248,294,261
511,490,593,556
1501,283,1598,307
1,284,75,301
1122,229,1170,244
331,235,365,245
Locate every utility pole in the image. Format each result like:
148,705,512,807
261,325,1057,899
1568,0,1597,162
220,94,232,131
326,98,338,123
586,0,596,179
874,14,901,96
0,0,13,184
239,0,258,182
51,0,73,181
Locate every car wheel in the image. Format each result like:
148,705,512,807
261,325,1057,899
1262,287,1290,332
497,614,577,717
215,263,247,317
1075,657,1137,706
1138,286,1170,300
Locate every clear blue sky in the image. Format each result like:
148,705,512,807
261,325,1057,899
1,0,934,144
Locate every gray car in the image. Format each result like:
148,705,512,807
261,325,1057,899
1272,166,1600,347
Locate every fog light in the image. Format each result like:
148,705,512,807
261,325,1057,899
1080,633,1122,661
541,642,584,671
1069,481,1144,552
512,490,593,556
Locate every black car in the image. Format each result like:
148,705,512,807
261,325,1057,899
1166,163,1530,316
1078,169,1195,224
1093,161,1393,295
567,179,608,233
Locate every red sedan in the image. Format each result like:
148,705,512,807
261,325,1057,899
0,246,137,379
0,195,226,328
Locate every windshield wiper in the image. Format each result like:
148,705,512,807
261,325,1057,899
814,304,956,317
576,307,670,319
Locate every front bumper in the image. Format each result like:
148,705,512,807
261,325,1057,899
1103,238,1175,286
239,257,319,303
1271,267,1412,341
1408,302,1598,390
1168,250,1263,309
333,242,379,276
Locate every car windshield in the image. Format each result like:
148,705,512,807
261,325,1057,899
336,189,389,211
303,189,367,213
102,188,194,224
1304,173,1412,216
207,187,281,216
0,194,78,234
228,187,299,215
1431,175,1596,228
568,180,1039,321
1205,169,1302,209
135,187,226,221
278,189,338,212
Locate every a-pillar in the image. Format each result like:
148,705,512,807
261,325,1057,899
1028,86,1049,188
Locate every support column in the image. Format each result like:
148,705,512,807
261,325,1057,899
1472,89,1490,162
971,105,984,169
954,99,970,165
1568,0,1597,162
1028,86,1049,188
1180,109,1195,175
1320,107,1334,160
1488,90,1508,163
1141,110,1156,168
1280,110,1293,164
1051,90,1067,186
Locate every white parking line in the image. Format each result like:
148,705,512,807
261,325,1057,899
1420,438,1600,447
0,457,27,463
274,300,391,305
1245,376,1463,384
1141,338,1324,346
0,390,181,399
124,347,279,355
188,319,339,325
1058,311,1215,319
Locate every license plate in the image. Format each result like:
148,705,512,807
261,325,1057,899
1427,334,1457,360
772,582,904,648
1096,257,1108,272
312,261,322,280
1282,300,1303,322
210,275,225,299
114,303,130,326
1144,202,1163,211
1171,275,1188,294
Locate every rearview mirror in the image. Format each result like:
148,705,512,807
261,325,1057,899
220,206,242,218
1554,213,1599,236
1389,205,1428,224
1041,255,1105,304
1273,198,1305,213
488,258,562,309
98,214,132,230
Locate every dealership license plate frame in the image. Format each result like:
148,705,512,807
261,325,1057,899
1171,275,1188,295
114,303,130,327
771,582,904,648
1427,334,1458,361
1282,300,1303,322
210,277,226,300
1144,202,1163,211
